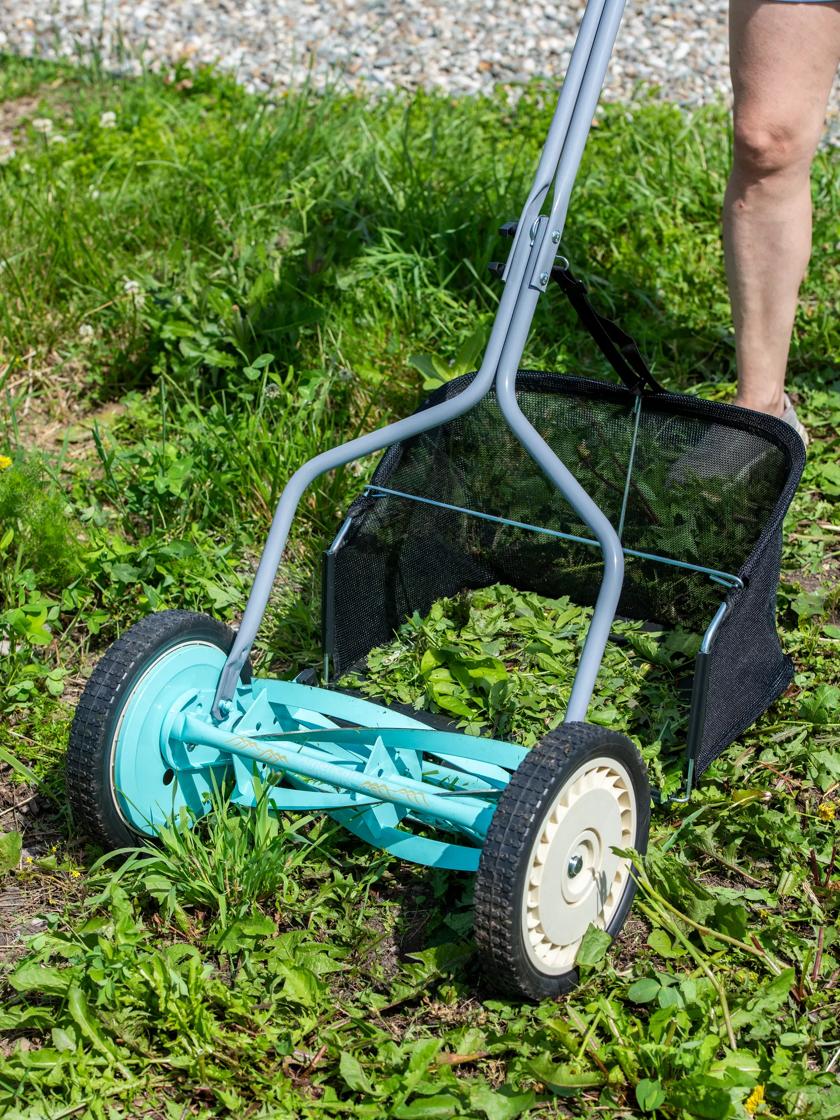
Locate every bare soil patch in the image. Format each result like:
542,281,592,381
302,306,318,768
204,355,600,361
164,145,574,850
0,80,75,150
0,765,64,964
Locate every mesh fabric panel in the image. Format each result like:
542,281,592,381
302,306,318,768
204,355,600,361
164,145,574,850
325,372,804,773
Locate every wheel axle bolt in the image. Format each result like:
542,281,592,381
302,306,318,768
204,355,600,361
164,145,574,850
568,853,584,879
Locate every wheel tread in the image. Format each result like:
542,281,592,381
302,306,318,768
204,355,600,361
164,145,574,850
67,611,241,849
474,723,650,1001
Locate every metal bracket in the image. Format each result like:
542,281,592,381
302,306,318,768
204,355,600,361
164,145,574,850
653,757,696,807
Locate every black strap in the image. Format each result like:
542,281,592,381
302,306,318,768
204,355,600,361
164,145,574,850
549,262,665,394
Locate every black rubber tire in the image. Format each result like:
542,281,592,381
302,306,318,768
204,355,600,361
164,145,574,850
67,610,248,851
474,723,650,1002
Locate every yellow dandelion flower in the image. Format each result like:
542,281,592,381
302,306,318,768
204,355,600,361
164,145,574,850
818,802,835,822
745,1085,765,1115
70,869,81,879
0,455,12,470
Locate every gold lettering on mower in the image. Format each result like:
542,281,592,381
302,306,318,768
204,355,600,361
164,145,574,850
232,736,430,808
358,778,429,808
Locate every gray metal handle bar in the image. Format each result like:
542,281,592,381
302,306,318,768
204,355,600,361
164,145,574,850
213,0,627,719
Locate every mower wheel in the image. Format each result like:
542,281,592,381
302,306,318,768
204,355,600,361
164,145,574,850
67,610,247,850
473,722,649,1001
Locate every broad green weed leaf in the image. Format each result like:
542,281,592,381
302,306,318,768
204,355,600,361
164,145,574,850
67,983,118,1057
527,1054,604,1095
663,630,702,658
108,562,141,583
627,977,661,1003
407,353,439,381
647,929,682,958
792,591,826,620
470,1082,536,1120
9,961,73,996
708,1050,760,1087
711,899,748,942
626,631,672,667
799,684,840,724
732,968,795,1039
407,942,473,976
812,459,840,496
404,1037,445,1073
636,1078,666,1112
450,656,508,691
810,747,840,790
389,1038,448,1106
51,1027,77,1053
393,1094,463,1119
657,985,682,1010
278,965,325,1005
339,1051,377,1095
160,318,198,339
0,830,22,874
575,924,612,967
454,324,489,374
408,353,451,391
0,1006,56,1031
44,667,67,696
666,1076,732,1119
422,662,476,717
215,913,276,952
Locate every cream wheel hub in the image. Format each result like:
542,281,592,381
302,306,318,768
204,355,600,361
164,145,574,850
522,757,636,973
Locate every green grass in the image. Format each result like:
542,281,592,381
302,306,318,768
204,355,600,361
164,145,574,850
0,54,839,1119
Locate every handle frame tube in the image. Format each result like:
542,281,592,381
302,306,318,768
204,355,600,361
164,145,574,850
213,0,628,720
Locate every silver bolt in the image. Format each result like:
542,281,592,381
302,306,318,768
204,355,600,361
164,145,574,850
539,271,550,286
567,853,584,879
551,230,561,243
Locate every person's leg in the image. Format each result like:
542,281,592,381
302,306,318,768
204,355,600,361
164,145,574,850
725,0,840,417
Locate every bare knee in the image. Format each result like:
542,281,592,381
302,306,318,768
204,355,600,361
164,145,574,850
732,114,818,181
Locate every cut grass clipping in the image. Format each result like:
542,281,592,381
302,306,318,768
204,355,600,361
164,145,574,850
342,583,699,795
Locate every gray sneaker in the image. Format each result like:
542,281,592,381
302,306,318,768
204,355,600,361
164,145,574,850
668,394,808,487
781,394,809,447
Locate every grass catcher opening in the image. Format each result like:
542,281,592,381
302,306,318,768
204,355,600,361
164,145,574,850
323,371,805,781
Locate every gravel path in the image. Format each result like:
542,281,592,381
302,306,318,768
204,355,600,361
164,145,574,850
2,2,838,140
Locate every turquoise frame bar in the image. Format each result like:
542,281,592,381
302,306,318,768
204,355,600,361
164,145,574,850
365,485,744,591
164,676,529,872
336,483,742,804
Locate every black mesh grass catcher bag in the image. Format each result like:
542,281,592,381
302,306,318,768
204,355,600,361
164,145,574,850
323,299,805,784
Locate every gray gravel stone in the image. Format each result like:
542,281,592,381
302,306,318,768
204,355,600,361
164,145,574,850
1,2,837,143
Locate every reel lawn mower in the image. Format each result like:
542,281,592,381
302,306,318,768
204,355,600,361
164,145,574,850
67,0,803,1000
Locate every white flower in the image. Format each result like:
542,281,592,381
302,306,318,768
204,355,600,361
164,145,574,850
32,117,53,134
122,277,145,308
99,111,117,129
89,188,100,200
49,134,67,145
78,323,94,339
